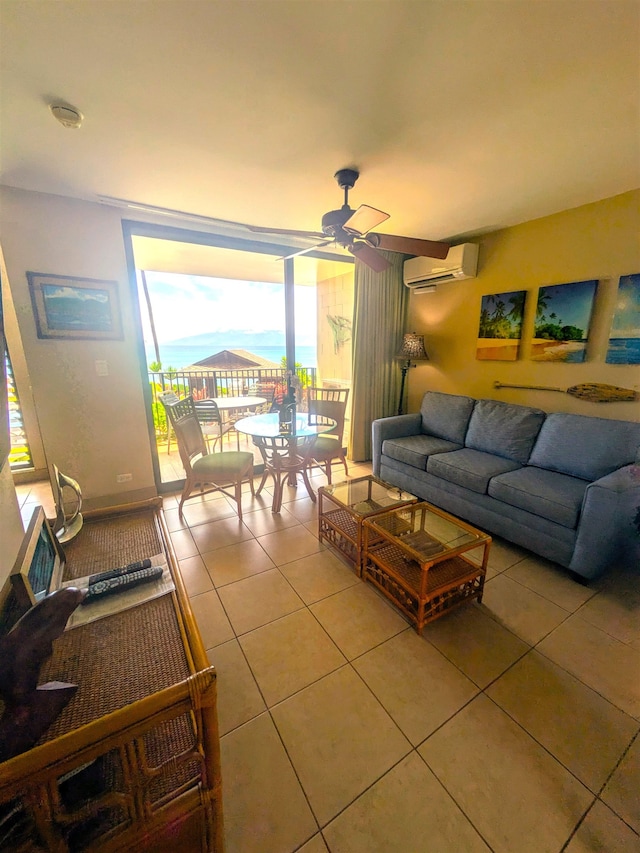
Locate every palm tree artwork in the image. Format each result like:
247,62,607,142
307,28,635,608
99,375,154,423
477,290,526,360
531,280,597,362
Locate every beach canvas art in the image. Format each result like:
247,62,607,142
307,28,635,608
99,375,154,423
531,280,597,362
606,273,640,364
476,290,526,360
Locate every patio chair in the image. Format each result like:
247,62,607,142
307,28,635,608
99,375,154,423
194,398,239,452
164,396,254,521
157,390,180,454
306,386,350,484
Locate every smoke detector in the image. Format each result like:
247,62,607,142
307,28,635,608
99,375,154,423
50,103,83,129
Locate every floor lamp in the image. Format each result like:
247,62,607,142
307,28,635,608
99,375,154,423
396,332,429,415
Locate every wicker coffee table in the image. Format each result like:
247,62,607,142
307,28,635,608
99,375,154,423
318,475,418,575
363,502,491,634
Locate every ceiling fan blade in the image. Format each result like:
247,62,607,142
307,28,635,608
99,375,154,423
247,224,327,239
349,241,391,272
278,240,335,261
342,204,390,237
368,233,450,260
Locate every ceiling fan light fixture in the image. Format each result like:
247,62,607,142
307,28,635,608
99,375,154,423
50,103,83,129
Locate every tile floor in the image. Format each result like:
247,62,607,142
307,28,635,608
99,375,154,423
15,467,640,853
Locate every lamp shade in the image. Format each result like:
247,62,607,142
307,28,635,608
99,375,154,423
396,332,428,362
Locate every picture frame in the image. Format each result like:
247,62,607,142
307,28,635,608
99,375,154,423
27,272,123,340
606,273,640,364
476,290,526,360
531,279,597,362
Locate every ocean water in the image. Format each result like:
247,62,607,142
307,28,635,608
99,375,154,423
606,338,640,365
145,344,317,370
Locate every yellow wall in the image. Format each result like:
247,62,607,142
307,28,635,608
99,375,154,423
408,189,640,422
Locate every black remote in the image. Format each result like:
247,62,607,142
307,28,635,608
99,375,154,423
82,566,163,604
88,559,152,586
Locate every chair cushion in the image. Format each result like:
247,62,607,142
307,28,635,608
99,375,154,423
382,435,461,470
465,399,546,463
427,448,521,494
528,412,640,481
193,451,253,480
488,466,589,529
420,392,476,444
312,435,344,459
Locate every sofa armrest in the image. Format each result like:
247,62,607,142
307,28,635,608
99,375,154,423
372,413,422,476
570,464,640,580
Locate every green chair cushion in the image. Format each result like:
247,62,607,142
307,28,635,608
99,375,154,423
193,451,253,478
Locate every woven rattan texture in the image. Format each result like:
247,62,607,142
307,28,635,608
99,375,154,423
38,594,190,742
322,507,358,538
368,543,478,592
62,510,162,580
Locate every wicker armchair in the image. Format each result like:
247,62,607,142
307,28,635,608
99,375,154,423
306,387,350,484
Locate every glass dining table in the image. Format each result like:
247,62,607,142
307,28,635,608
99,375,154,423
233,412,337,512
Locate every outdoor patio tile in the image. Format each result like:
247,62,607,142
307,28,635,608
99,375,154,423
487,650,639,792
600,735,640,832
278,550,360,605
168,527,199,559
565,800,640,853
537,615,640,719
481,573,570,645
257,525,323,566
217,568,305,635
221,713,318,853
189,588,234,648
178,554,214,596
207,639,266,736
202,538,275,587
271,666,411,826
353,629,478,746
419,694,592,853
421,602,530,688
505,555,597,612
189,515,253,553
310,583,407,660
323,752,490,852
239,609,346,706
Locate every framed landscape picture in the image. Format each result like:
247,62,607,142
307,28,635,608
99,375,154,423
606,273,640,364
27,272,123,340
531,280,597,362
476,290,526,360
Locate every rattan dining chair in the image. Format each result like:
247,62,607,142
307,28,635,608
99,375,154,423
253,434,318,513
194,398,239,452
164,396,254,520
306,386,350,484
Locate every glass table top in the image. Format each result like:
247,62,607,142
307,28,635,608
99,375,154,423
322,475,417,516
233,412,336,439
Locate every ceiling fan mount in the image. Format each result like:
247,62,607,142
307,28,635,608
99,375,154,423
247,168,451,271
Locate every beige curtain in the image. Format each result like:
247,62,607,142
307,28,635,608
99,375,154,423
349,251,407,461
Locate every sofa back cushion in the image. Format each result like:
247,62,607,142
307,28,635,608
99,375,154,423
465,399,546,463
529,412,640,481
420,392,476,445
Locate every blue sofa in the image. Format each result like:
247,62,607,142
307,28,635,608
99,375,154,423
372,391,640,580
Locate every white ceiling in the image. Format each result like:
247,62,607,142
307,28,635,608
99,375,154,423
1,1,639,281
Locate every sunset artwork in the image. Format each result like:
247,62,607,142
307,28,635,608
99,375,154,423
606,274,640,364
531,280,597,362
476,290,526,360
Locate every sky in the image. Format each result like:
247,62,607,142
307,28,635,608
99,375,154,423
537,280,597,328
137,271,317,345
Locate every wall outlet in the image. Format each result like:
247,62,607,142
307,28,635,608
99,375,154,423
116,473,133,483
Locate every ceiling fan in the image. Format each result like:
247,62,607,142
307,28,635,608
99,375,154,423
246,168,451,272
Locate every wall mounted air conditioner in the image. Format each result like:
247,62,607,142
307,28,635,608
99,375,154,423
403,243,479,290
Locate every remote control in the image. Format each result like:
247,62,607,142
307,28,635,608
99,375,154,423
88,559,153,586
82,566,163,604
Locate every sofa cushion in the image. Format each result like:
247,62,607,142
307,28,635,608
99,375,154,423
420,391,476,444
528,412,640,481
465,399,546,463
427,448,521,494
488,466,589,529
382,435,461,470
